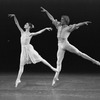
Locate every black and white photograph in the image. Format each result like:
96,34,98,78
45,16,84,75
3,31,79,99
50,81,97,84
0,0,100,100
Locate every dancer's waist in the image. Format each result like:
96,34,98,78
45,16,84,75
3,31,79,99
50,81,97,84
58,37,66,42
22,44,33,49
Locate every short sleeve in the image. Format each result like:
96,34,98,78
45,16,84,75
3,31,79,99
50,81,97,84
52,19,60,28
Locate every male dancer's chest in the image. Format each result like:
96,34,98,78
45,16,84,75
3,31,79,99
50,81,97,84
57,26,70,41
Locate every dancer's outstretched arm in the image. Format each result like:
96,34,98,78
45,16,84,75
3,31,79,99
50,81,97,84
30,27,52,36
69,21,91,32
41,7,60,27
76,21,91,28
8,14,24,33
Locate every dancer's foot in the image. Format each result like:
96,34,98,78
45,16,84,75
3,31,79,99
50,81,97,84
52,78,56,86
52,72,59,86
52,67,58,72
15,79,21,87
96,61,100,66
52,77,59,86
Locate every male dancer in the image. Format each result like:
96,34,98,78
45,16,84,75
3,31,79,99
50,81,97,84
9,14,57,87
41,7,100,86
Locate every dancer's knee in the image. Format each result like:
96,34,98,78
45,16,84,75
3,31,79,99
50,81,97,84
57,65,61,72
74,49,82,56
76,51,86,57
57,61,61,66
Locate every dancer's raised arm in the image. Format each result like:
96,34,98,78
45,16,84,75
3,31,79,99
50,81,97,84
30,27,52,36
8,14,24,33
41,7,60,27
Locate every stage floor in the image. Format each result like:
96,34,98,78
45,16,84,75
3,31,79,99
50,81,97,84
0,73,100,100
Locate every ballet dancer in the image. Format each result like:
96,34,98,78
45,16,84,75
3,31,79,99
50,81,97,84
41,7,100,86
8,14,57,87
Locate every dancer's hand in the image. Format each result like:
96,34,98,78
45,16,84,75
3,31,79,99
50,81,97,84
46,27,52,31
84,21,91,25
8,14,15,17
41,7,47,12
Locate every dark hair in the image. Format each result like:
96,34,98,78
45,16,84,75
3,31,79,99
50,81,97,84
28,23,33,29
61,15,70,25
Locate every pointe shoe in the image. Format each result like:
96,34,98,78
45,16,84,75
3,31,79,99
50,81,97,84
52,77,59,86
94,61,100,66
15,79,21,87
97,61,100,66
52,79,56,86
52,76,59,86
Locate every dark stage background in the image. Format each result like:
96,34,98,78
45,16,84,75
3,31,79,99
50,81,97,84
0,0,100,74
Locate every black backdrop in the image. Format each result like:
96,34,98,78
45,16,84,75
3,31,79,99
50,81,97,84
0,0,100,74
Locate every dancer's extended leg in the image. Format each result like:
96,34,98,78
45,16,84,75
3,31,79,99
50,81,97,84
52,47,65,86
41,57,57,72
30,46,57,72
66,43,100,66
15,53,25,87
15,63,24,87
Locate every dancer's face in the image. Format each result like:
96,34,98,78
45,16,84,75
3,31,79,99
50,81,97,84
60,15,70,26
61,17,66,25
24,23,30,30
24,23,34,30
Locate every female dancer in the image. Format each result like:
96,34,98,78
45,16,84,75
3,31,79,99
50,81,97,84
41,7,100,86
8,14,57,87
